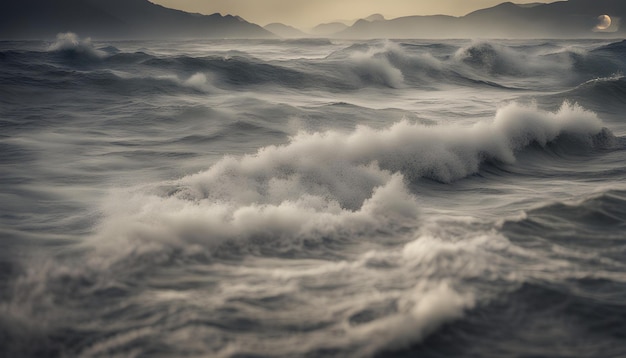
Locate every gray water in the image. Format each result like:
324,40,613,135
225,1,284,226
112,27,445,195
1,34,626,357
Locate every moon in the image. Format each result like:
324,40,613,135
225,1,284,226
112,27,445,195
595,15,612,31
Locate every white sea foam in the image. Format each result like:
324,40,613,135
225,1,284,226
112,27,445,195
107,71,217,92
183,72,216,92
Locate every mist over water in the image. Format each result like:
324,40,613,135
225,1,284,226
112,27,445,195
1,34,626,357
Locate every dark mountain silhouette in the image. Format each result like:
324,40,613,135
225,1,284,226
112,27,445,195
265,14,387,39
339,15,460,39
336,0,626,38
311,22,350,37
0,0,273,39
264,23,309,38
2,0,623,40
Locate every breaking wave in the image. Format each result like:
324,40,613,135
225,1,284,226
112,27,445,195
86,101,613,263
47,32,108,60
4,35,624,92
453,41,572,76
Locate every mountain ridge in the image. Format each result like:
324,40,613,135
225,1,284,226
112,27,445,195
264,23,308,38
1,0,623,40
0,0,273,39
335,0,626,38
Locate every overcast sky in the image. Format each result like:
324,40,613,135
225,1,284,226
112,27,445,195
150,0,547,29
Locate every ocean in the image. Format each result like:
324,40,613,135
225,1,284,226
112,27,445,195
1,33,625,357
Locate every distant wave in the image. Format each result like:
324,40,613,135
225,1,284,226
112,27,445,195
593,39,626,55
323,40,622,89
47,32,108,60
5,35,623,92
140,54,317,88
1,67,216,96
504,190,626,248
373,39,625,83
453,41,572,76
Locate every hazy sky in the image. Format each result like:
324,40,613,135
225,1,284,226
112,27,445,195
150,0,547,29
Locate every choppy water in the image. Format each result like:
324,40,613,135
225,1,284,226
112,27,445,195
1,33,626,357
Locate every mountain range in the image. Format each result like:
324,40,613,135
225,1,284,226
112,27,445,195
0,0,623,40
0,0,273,39
333,0,626,38
263,23,308,39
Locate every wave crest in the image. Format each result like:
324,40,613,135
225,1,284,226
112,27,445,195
47,32,106,59
454,41,573,77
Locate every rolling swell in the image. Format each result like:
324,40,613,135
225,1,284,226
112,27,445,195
533,75,626,119
18,35,567,90
570,75,626,98
495,191,626,355
561,76,626,112
142,55,315,88
401,281,626,358
7,35,625,92
505,190,626,250
593,39,626,56
1,67,215,95
388,190,626,358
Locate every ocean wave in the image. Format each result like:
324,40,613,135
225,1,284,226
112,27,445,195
47,32,108,61
541,75,626,114
394,190,626,357
18,37,625,91
570,53,625,80
327,41,451,86
1,98,620,357
504,190,626,254
410,278,626,357
3,229,487,357
106,51,153,64
7,36,623,92
74,101,613,268
3,36,626,358
4,67,217,95
280,38,334,46
454,41,574,77
593,39,626,56
141,54,315,88
324,40,587,88
567,75,626,102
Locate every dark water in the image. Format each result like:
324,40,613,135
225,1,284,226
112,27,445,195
1,33,625,357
